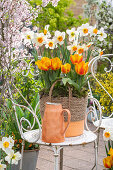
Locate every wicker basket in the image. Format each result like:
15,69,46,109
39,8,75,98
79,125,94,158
40,80,88,137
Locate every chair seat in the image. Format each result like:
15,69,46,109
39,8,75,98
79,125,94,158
94,118,113,129
22,129,40,143
36,130,97,146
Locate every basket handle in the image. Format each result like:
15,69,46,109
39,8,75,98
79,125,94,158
49,79,72,110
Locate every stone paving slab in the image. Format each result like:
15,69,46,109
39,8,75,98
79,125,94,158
36,128,106,170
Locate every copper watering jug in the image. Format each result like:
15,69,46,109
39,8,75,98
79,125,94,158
42,102,71,143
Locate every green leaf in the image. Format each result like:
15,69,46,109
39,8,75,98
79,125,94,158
108,140,111,151
105,144,108,155
62,78,80,90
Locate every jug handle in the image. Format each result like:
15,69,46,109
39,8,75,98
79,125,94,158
62,109,71,134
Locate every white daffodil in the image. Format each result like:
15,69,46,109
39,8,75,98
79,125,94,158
66,28,79,41
67,41,78,54
98,49,105,56
55,31,65,45
21,31,34,45
98,28,107,41
33,33,46,47
77,23,92,37
45,38,57,49
44,25,51,38
103,128,112,141
0,160,6,170
5,149,21,165
90,25,98,36
77,45,85,55
84,42,93,51
0,137,14,152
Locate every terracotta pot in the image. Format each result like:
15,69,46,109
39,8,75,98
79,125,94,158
42,102,71,143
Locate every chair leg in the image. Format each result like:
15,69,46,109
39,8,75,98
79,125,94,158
92,140,98,170
52,146,63,170
60,148,63,170
19,140,25,170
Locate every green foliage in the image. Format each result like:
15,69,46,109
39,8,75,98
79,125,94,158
0,71,42,151
91,72,113,117
31,0,88,31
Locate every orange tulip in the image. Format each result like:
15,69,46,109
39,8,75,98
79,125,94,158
51,57,62,70
61,63,71,74
108,148,113,157
103,156,113,168
35,57,51,71
75,61,88,75
70,54,83,65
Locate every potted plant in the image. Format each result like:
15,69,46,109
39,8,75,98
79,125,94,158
1,86,40,170
20,23,107,137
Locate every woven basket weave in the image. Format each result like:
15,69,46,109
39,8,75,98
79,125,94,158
40,80,88,122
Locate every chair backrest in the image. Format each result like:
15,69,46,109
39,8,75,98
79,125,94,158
85,54,113,131
7,57,41,143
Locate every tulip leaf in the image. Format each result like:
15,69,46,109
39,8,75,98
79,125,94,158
62,78,80,91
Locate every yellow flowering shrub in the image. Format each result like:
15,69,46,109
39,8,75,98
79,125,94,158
92,72,113,116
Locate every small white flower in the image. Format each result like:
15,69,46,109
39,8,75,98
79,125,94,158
77,44,85,55
0,160,6,170
21,31,34,45
5,149,21,165
33,33,46,47
54,31,65,45
84,42,93,51
77,23,92,37
0,137,14,152
98,49,105,56
66,28,79,41
103,129,111,141
90,25,98,36
103,127,113,141
45,38,57,49
67,41,78,54
98,28,107,41
44,25,51,38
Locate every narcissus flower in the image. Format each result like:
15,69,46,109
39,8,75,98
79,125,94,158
21,31,34,45
0,137,14,152
0,160,6,170
5,149,21,165
66,28,79,41
67,41,78,54
103,128,113,141
77,23,92,37
44,25,51,38
33,33,46,46
55,31,65,45
103,129,111,141
61,63,71,74
45,39,57,49
77,45,84,54
90,25,98,36
98,49,105,56
103,156,113,168
75,61,88,75
70,54,83,65
35,57,51,71
98,28,107,41
51,57,62,70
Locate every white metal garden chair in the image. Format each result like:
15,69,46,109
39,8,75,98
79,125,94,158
87,54,113,129
7,54,113,170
